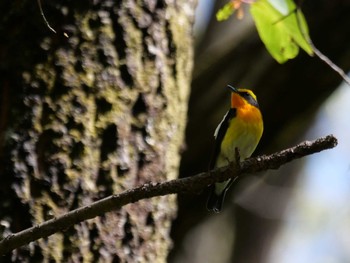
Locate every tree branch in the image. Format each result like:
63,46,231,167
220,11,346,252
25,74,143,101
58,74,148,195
0,134,338,255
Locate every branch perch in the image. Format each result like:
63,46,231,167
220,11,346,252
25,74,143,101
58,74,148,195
0,134,338,255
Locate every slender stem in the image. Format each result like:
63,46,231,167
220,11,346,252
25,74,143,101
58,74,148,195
37,0,57,34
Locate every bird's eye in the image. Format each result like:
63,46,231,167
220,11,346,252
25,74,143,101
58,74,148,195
239,90,259,107
240,92,250,98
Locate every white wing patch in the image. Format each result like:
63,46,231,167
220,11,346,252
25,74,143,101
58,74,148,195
214,111,229,138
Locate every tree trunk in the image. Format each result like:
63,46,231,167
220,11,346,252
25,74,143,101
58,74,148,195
0,0,195,261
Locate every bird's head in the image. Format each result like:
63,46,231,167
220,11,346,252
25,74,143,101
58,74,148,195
227,85,259,109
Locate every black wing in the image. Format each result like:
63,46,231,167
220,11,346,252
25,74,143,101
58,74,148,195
209,108,237,170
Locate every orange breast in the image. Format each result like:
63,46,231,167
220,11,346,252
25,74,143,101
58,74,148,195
238,103,262,124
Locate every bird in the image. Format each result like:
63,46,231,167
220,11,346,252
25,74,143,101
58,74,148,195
207,85,263,213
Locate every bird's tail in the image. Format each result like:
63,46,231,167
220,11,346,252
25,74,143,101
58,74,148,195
206,185,227,213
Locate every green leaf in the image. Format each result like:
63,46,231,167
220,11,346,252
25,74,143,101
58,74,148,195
250,0,313,63
216,2,235,21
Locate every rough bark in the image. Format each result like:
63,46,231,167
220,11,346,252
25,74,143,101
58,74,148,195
0,0,195,262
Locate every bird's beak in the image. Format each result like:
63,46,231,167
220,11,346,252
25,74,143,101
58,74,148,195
227,85,238,93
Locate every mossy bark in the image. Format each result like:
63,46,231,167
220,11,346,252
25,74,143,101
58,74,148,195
0,0,195,261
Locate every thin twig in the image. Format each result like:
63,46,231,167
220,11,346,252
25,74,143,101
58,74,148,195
0,135,338,255
295,7,350,85
37,0,57,34
310,43,350,86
